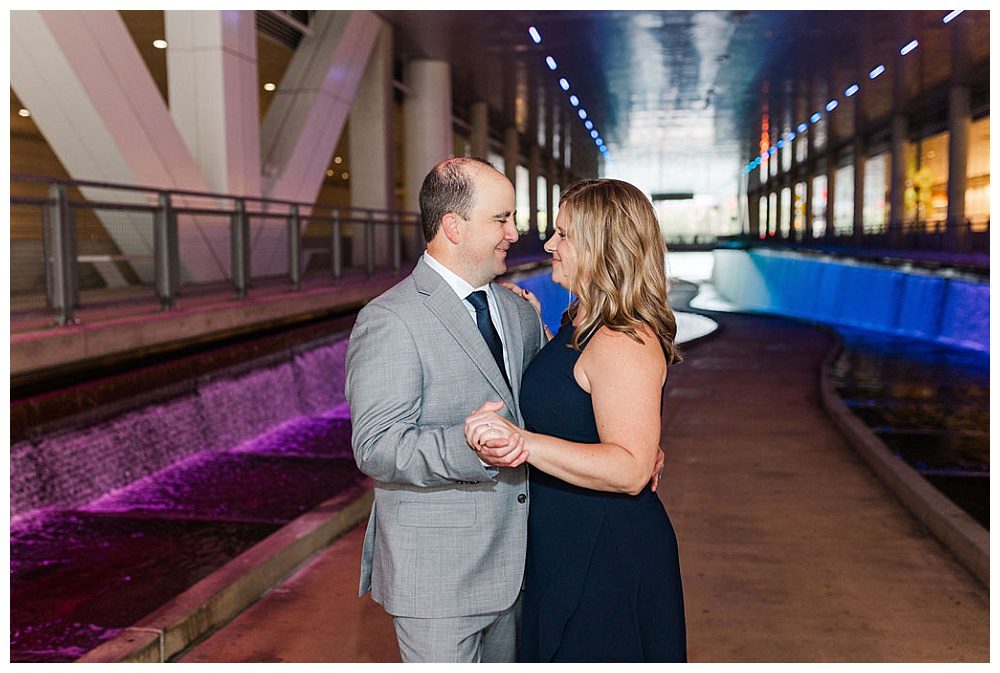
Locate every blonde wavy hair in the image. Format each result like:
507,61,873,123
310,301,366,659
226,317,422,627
558,178,681,365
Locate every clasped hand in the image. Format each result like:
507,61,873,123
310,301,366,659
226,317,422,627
464,401,529,468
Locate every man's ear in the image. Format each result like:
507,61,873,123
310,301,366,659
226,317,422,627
441,212,463,244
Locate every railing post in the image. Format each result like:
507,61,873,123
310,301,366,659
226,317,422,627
331,209,343,282
154,192,178,310
366,210,376,277
231,198,250,298
47,183,78,325
392,212,402,272
288,204,302,291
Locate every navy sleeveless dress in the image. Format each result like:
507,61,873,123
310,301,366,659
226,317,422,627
518,322,686,662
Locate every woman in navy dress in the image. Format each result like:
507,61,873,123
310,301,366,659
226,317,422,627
465,179,686,662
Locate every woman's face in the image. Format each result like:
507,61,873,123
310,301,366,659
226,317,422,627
543,209,580,292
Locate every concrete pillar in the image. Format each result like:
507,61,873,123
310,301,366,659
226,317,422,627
774,180,783,240
803,79,815,242
888,32,910,246
260,11,381,203
404,59,452,254
528,144,540,238
504,126,519,192
350,20,394,267
11,10,222,282
946,19,971,250
543,87,556,238
165,11,261,197
851,54,866,242
825,154,837,240
558,106,569,169
888,114,908,244
470,101,489,159
853,136,866,241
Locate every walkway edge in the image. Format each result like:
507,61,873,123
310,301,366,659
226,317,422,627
76,481,375,663
819,335,989,588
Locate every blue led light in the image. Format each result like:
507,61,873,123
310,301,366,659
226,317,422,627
528,27,541,44
596,138,604,146
810,112,822,123
559,78,570,91
788,132,796,141
943,9,964,23
869,64,885,79
900,39,918,56
590,129,599,139
776,139,785,149
768,146,776,155
797,123,808,133
845,83,859,97
569,95,579,106
578,108,587,119
546,56,557,71
826,99,839,111
584,120,593,130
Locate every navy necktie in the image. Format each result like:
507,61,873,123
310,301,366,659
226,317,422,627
466,290,510,390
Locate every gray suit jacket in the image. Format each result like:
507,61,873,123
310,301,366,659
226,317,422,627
345,258,547,618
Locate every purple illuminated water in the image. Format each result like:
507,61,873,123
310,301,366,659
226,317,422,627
10,333,360,662
11,512,278,663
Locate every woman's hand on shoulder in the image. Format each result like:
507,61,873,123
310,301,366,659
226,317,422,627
500,281,542,316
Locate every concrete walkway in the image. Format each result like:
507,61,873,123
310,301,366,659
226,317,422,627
181,309,988,663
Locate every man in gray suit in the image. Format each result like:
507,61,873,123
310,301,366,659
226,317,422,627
345,157,547,662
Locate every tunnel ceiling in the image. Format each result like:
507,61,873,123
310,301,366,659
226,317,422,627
379,10,988,169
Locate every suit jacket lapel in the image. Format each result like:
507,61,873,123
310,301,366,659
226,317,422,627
416,261,516,409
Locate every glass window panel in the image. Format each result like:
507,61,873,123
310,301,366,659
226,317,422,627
515,166,530,233
758,196,768,239
915,131,949,224
767,192,777,236
795,134,808,164
781,142,792,172
793,181,806,236
536,175,548,237
489,150,505,176
811,174,827,237
863,153,889,233
966,116,990,229
833,165,854,235
780,187,792,237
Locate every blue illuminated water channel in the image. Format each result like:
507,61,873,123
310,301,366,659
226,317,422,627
9,261,988,662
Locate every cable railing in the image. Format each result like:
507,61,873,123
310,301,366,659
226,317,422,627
10,174,423,326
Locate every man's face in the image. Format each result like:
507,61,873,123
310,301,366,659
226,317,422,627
459,169,518,286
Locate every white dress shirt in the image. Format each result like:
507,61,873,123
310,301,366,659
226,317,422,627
422,251,511,380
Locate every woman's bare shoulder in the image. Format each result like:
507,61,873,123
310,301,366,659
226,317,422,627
585,324,664,366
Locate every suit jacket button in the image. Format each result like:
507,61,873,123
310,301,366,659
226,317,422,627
517,494,527,504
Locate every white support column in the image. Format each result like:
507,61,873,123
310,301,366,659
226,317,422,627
11,10,225,283
166,10,261,197
349,19,395,267
470,102,490,159
260,10,381,204
403,59,452,257
946,18,971,250
504,126,520,189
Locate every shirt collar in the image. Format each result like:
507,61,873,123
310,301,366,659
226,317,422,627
423,251,492,302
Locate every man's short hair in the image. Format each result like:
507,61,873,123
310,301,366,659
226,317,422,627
419,157,496,241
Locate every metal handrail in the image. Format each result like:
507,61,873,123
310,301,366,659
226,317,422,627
10,173,417,219
10,174,423,325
